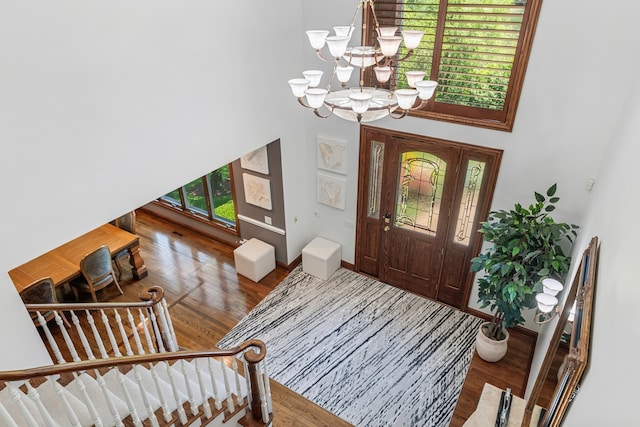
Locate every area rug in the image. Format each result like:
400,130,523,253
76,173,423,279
217,266,482,427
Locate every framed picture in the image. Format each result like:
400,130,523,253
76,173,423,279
240,146,269,175
242,173,272,210
317,136,347,175
317,172,346,210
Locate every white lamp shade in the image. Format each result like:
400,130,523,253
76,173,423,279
374,66,392,83
334,26,353,38
336,66,354,83
326,36,350,58
395,89,419,110
414,80,438,100
378,36,403,57
542,278,564,296
406,71,426,88
305,88,328,109
349,92,372,114
288,78,310,98
536,293,558,313
306,30,329,50
303,70,323,88
377,26,397,37
402,30,424,50
568,301,577,323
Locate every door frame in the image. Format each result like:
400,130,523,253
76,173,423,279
354,125,503,309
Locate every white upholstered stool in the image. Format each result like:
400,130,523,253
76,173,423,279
302,237,341,280
233,238,275,282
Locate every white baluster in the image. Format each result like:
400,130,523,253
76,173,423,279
221,357,235,412
256,363,269,423
127,308,145,355
207,358,223,411
163,362,187,424
94,370,125,427
148,363,172,422
101,309,122,357
57,313,80,362
70,310,96,360
36,311,65,364
194,359,212,418
86,309,109,359
161,299,179,351
179,360,198,415
49,376,81,427
231,357,243,404
114,368,142,427
0,399,20,427
262,359,273,414
243,359,252,410
132,365,159,427
113,309,133,356
68,373,103,427
138,308,156,354
7,383,39,427
147,307,166,352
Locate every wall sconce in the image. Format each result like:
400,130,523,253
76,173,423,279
534,278,564,324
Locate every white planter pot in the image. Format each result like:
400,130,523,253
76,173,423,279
475,321,509,362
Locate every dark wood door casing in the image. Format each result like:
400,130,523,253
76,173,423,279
355,126,502,309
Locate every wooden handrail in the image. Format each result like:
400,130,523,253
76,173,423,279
23,285,165,312
0,339,266,382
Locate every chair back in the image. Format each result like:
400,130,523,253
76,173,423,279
20,277,56,305
80,245,114,286
115,211,136,234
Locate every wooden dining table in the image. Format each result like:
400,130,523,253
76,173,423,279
9,223,147,293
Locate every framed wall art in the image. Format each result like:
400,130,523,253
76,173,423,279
317,172,346,210
317,136,347,175
242,173,272,210
240,146,269,175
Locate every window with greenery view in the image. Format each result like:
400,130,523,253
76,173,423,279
366,0,541,130
160,164,236,230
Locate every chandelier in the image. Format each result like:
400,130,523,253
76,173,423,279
288,0,438,123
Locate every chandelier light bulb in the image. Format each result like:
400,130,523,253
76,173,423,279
402,30,424,50
326,36,350,58
542,278,564,296
415,80,438,100
349,92,372,114
374,66,392,83
334,26,353,38
336,66,354,83
406,71,426,88
306,30,330,50
377,26,397,37
288,78,311,98
378,36,403,57
536,293,558,313
395,89,419,110
305,88,328,109
303,70,324,88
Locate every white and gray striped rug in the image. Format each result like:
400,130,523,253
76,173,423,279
217,266,482,427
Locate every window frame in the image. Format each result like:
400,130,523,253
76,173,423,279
364,0,543,131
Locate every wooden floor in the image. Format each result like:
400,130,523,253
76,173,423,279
60,210,535,426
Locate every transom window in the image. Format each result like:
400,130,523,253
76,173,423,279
365,0,542,131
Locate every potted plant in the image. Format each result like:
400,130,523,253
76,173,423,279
470,184,578,362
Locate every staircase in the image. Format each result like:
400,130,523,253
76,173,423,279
0,287,272,427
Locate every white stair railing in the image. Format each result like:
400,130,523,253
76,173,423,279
0,342,272,427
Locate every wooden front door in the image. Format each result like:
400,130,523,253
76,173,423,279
356,126,502,309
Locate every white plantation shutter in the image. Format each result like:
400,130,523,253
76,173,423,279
366,0,542,131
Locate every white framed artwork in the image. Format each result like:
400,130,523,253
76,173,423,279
240,146,269,175
317,136,347,175
242,173,272,210
317,172,346,210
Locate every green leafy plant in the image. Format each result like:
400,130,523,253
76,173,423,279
470,184,578,340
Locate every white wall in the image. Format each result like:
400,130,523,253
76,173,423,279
0,0,306,368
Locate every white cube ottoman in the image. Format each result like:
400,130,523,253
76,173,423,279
302,237,341,280
233,238,275,282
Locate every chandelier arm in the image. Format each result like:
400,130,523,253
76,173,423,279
388,109,409,120
315,50,340,63
297,97,313,109
313,107,334,119
365,0,381,35
396,50,415,63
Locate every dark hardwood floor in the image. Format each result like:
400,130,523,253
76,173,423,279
57,210,536,426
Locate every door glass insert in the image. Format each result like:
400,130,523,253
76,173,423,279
454,159,485,245
367,140,385,218
394,151,446,236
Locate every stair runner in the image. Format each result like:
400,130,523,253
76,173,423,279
0,358,247,427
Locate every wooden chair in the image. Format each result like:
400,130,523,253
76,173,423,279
19,277,70,328
70,245,124,302
112,210,136,279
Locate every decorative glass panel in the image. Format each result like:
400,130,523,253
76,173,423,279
454,159,485,245
394,151,446,236
368,140,385,218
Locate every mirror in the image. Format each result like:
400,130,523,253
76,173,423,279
523,236,598,426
